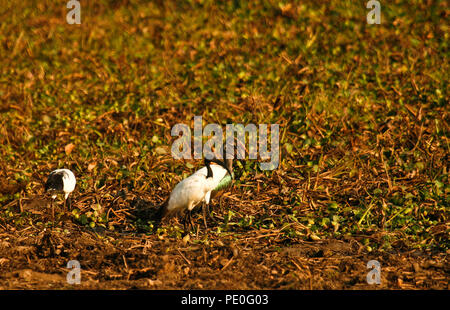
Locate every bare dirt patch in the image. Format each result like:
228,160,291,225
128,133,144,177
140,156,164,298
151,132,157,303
0,204,448,290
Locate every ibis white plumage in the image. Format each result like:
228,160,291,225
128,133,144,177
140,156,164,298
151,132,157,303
45,169,76,216
154,158,233,231
192,158,234,227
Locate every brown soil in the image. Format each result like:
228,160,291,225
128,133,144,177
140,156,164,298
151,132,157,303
0,197,448,290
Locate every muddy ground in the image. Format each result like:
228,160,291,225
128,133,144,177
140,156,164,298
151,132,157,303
0,195,448,290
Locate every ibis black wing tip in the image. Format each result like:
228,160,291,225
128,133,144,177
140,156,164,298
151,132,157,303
45,172,64,192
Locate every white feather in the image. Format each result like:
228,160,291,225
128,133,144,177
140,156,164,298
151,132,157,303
50,169,76,197
165,167,218,213
193,164,229,204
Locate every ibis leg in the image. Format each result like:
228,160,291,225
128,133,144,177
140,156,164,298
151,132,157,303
67,196,72,211
202,202,208,229
203,202,216,227
183,210,189,232
51,200,54,222
205,202,217,225
188,210,194,231
206,202,215,221
183,210,195,232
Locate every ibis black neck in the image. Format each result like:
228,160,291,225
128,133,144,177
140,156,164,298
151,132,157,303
206,161,213,179
204,158,233,180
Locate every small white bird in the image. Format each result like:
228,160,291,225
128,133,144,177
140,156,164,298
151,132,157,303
45,169,76,217
154,158,233,231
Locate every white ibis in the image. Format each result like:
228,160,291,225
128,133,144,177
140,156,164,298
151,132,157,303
154,157,233,232
45,169,76,218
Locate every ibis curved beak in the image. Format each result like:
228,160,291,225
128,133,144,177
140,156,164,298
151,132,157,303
227,166,234,180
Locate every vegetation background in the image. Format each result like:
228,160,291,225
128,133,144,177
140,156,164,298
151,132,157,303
0,0,448,289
